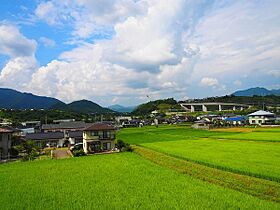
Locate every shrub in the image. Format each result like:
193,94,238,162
72,149,86,157
116,139,133,152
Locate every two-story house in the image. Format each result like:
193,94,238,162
83,123,116,154
0,127,13,159
248,110,276,125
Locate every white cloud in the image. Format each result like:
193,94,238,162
0,24,37,57
200,77,219,87
39,37,56,47
1,0,280,105
0,24,37,89
0,56,37,89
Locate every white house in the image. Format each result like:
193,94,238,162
248,110,276,125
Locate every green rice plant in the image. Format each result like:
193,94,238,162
0,153,279,209
119,126,280,181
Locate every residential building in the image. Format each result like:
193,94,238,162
248,110,276,125
83,123,116,154
224,116,246,125
0,127,13,159
68,131,83,145
25,132,65,148
42,121,92,133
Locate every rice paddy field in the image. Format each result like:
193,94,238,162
118,126,280,181
1,125,280,209
0,153,279,209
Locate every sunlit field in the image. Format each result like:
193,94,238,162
118,125,280,181
1,153,279,209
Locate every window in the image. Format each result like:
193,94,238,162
252,120,255,123
91,131,98,136
258,120,262,124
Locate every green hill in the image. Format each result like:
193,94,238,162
0,88,63,109
51,100,114,114
132,98,180,115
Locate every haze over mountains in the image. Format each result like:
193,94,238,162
232,87,280,97
0,87,279,113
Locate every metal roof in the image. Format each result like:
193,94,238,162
224,116,246,121
42,121,92,130
248,110,275,116
68,131,83,138
26,132,64,141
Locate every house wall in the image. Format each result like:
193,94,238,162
249,116,275,125
83,130,116,153
0,133,12,159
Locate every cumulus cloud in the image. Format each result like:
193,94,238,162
0,56,37,88
0,24,37,57
0,24,37,89
200,77,219,87
1,0,280,105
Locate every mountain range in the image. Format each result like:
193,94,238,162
0,88,61,109
1,87,279,113
0,88,113,114
232,87,280,96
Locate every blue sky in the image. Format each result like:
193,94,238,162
0,0,279,106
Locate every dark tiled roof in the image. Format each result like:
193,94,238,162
25,132,64,141
42,121,92,130
68,131,83,138
84,123,116,131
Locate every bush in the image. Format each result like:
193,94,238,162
116,139,133,152
21,150,39,161
121,145,133,152
72,149,86,157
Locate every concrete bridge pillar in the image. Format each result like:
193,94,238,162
191,105,195,112
202,105,208,112
233,106,236,111
240,107,244,111
218,104,222,111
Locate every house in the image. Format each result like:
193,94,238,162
224,116,246,125
248,110,276,125
68,131,83,145
0,127,13,159
25,132,65,148
83,123,116,154
42,121,92,133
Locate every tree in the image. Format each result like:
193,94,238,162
15,140,40,161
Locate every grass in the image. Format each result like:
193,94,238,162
118,125,280,182
0,153,279,209
133,145,280,202
142,139,280,182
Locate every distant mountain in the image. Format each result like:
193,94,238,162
0,88,63,109
51,100,114,114
232,87,280,96
108,104,136,113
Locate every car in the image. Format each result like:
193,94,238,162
70,143,83,152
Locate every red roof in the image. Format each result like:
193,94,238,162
0,128,14,133
83,123,116,131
